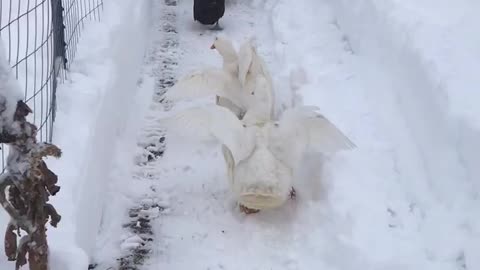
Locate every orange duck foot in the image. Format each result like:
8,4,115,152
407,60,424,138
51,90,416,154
239,204,260,214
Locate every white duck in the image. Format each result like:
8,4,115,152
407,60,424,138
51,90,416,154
164,37,247,118
159,85,355,213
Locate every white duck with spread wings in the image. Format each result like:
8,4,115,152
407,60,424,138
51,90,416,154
164,37,276,121
160,100,355,213
164,37,247,118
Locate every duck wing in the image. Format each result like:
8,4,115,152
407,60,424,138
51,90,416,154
165,68,248,117
251,47,273,85
237,42,254,87
165,69,225,100
268,106,355,168
237,41,275,119
165,69,240,101
158,104,255,164
241,76,275,124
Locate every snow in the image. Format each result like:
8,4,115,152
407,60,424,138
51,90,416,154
328,0,480,196
0,40,23,133
340,0,480,129
72,0,151,259
50,1,150,269
0,0,151,268
1,0,480,269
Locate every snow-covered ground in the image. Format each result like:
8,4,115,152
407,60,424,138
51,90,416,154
1,0,150,269
1,0,479,269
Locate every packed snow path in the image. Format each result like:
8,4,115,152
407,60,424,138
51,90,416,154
89,0,179,268
89,0,480,269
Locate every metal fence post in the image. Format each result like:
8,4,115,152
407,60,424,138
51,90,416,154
50,0,67,140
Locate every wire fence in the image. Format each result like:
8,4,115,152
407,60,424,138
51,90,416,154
0,0,103,170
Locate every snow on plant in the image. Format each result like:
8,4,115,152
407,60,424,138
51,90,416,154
0,43,23,134
0,41,62,270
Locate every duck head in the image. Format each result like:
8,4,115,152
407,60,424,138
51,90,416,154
210,36,238,74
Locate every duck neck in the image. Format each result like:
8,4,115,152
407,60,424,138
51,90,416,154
216,43,238,75
221,52,238,75
224,59,238,75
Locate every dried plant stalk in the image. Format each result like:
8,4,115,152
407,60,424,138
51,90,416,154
0,101,62,270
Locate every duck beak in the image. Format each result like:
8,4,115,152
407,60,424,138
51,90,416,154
210,43,216,49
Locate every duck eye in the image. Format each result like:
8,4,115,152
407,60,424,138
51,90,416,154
251,92,255,95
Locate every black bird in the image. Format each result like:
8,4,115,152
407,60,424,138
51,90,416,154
193,0,225,30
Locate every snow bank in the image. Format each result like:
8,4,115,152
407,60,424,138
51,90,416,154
327,0,480,126
39,0,152,268
326,0,480,190
323,0,480,268
72,0,152,261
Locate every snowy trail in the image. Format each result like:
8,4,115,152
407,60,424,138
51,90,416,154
290,0,478,269
320,0,480,268
86,0,480,269
150,0,388,269
1,0,478,270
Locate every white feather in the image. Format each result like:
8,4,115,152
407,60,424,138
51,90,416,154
233,143,293,210
268,106,356,169
238,41,253,87
241,76,274,125
164,37,250,118
165,69,241,101
160,104,355,212
237,40,275,119
158,104,255,164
